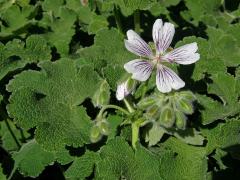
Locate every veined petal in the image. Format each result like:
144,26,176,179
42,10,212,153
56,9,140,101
152,19,163,48
156,65,185,93
162,42,200,64
152,20,175,55
124,59,153,81
125,30,153,57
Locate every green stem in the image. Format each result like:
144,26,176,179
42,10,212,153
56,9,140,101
131,118,145,149
4,119,21,149
97,104,130,120
113,5,124,34
131,122,139,149
123,99,134,113
134,10,141,33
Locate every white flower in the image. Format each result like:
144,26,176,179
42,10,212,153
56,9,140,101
124,19,200,93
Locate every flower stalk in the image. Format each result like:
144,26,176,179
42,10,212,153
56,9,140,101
134,10,141,33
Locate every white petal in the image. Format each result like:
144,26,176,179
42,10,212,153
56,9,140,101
116,82,129,101
152,20,175,54
125,30,153,57
124,59,153,81
162,42,200,64
156,65,185,93
152,19,163,48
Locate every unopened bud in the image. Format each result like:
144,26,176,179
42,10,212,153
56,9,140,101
146,105,160,120
93,80,110,107
176,98,194,114
90,125,102,143
180,91,196,102
116,78,136,101
159,107,175,128
99,121,109,135
175,110,187,130
138,97,156,109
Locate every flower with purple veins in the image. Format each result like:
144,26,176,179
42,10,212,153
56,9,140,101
124,19,200,93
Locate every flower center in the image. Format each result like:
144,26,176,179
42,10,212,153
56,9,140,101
152,55,162,65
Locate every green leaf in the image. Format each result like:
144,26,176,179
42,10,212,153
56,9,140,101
206,27,240,67
40,7,77,56
102,64,126,90
212,148,228,170
0,165,6,180
78,28,134,71
197,73,240,125
202,119,240,154
145,123,165,146
107,115,123,140
0,119,30,152
169,128,205,146
11,140,55,178
41,0,64,16
65,151,100,179
96,137,162,179
183,0,222,25
0,35,51,81
7,59,102,151
0,4,36,38
156,137,208,180
101,0,157,16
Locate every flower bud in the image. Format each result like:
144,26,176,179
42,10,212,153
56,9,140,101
99,121,109,135
179,91,196,102
176,98,194,114
116,78,136,101
159,107,175,128
175,110,187,130
90,125,102,143
138,96,156,109
146,105,161,120
93,80,110,107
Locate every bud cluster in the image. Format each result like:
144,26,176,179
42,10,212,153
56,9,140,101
138,91,196,130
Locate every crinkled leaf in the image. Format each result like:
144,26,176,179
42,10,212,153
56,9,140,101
65,151,100,179
202,119,240,154
183,0,222,25
11,140,55,178
101,0,157,16
0,4,36,38
7,59,102,151
156,137,207,180
96,137,162,179
169,128,205,146
197,73,240,125
0,35,51,80
40,7,76,56
102,64,126,89
107,115,123,140
78,28,134,70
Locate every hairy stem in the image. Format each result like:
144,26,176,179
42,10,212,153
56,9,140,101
123,99,135,113
97,104,130,120
4,119,21,149
114,5,124,34
134,10,141,33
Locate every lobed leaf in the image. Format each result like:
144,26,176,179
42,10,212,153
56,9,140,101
7,59,102,151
